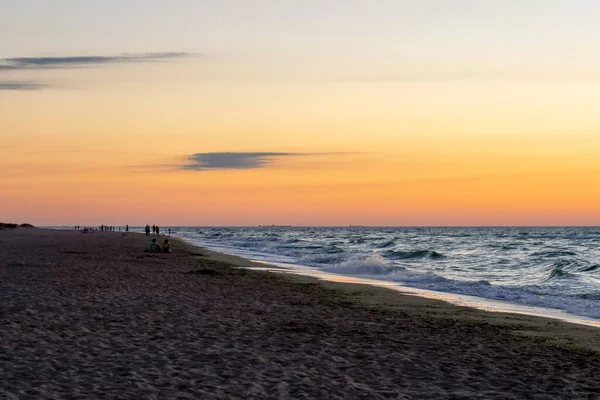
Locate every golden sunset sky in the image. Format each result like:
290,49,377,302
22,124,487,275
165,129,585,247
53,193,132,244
1,1,600,226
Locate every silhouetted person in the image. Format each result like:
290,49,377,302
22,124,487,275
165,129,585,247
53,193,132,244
156,226,160,236
126,225,129,232
145,225,150,236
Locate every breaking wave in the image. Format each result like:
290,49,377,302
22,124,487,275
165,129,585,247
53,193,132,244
172,226,600,320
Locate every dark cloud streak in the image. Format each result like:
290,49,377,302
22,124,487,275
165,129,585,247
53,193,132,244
0,82,47,91
182,152,308,171
0,52,190,70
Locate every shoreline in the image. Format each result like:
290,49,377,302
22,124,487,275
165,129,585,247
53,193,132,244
177,235,600,330
183,237,600,353
4,227,600,398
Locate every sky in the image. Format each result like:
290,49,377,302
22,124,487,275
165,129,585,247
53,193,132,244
1,0,600,226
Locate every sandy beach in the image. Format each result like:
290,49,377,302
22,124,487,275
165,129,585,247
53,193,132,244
2,228,600,399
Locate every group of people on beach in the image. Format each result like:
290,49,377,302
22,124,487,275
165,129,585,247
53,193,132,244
145,225,161,236
76,225,130,233
72,223,172,253
74,225,95,233
76,224,172,238
99,225,120,232
144,224,172,253
146,238,171,253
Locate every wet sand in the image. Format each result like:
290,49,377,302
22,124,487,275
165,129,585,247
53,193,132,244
2,228,600,399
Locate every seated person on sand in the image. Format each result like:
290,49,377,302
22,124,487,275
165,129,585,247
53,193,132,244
146,238,161,253
161,239,171,253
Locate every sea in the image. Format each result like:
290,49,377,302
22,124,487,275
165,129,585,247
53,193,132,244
59,226,600,325
168,226,600,324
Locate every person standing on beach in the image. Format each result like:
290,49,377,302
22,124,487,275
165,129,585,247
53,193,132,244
126,225,129,232
145,225,150,236
156,226,160,236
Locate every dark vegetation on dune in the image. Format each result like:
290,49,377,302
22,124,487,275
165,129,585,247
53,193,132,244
0,223,34,230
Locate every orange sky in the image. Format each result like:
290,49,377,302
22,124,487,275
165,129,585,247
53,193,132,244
2,2,600,226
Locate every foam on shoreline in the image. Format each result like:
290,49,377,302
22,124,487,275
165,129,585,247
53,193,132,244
178,236,600,329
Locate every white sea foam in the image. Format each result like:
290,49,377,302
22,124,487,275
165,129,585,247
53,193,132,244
168,226,600,320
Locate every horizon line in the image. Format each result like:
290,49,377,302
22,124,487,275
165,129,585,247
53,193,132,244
40,225,600,228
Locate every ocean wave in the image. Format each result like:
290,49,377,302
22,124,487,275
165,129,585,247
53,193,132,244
207,232,225,237
325,246,344,254
576,291,600,300
371,240,396,248
321,255,403,276
548,266,575,280
383,249,445,260
292,245,326,250
349,238,366,244
542,258,597,281
180,226,600,320
300,254,342,265
500,244,519,250
532,250,577,258
261,232,281,238
579,264,600,273
317,259,600,319
233,241,263,249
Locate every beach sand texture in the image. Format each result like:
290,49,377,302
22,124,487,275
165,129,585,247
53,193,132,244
2,228,600,399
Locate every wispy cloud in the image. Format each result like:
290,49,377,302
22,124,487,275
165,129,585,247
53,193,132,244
0,82,47,91
0,52,190,70
181,152,312,171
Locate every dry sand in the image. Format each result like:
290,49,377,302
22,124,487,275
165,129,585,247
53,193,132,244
2,228,600,399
